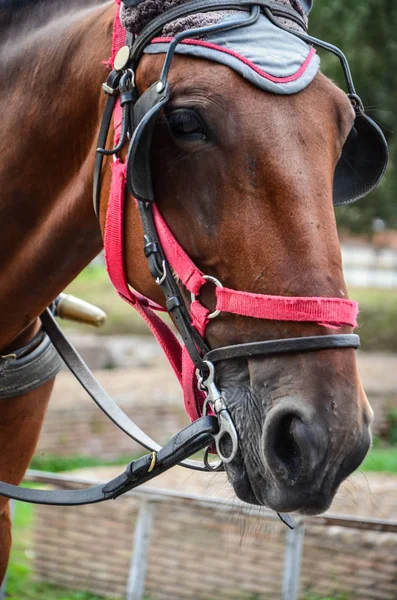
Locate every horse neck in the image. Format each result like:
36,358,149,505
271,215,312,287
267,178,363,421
0,2,115,349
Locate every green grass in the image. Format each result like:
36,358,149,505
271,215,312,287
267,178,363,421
6,500,121,599
360,446,397,473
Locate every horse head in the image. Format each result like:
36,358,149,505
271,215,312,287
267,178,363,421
96,0,389,514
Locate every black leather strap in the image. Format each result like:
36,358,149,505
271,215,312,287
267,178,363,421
138,202,210,368
40,309,208,472
93,71,123,217
0,416,218,505
205,334,360,362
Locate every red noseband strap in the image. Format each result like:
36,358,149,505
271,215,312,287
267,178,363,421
152,205,358,334
104,3,358,421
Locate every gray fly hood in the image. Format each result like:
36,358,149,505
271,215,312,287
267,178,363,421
145,12,319,95
121,0,318,95
113,0,388,207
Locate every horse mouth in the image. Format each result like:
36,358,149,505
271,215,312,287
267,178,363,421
223,451,261,506
224,453,335,514
223,430,371,517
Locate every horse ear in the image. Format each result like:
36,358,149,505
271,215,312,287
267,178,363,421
300,0,313,14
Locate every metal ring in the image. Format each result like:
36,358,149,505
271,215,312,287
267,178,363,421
203,447,224,472
348,93,364,112
190,275,223,320
155,260,167,285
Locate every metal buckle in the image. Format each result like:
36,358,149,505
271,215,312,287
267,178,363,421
102,82,118,95
155,260,167,285
190,275,223,320
200,360,238,464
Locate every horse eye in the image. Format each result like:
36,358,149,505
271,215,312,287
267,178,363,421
166,109,207,141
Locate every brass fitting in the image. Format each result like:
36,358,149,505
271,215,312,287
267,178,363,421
55,294,107,328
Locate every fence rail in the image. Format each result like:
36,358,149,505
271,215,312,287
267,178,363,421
24,470,397,533
3,470,396,600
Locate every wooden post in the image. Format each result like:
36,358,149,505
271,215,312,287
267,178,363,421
282,519,305,600
126,501,155,600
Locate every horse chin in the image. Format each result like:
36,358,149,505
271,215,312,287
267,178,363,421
224,456,336,514
223,453,261,506
253,480,335,515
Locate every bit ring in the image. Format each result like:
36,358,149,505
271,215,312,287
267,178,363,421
190,275,223,319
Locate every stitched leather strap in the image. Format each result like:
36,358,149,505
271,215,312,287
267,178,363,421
0,416,218,505
205,334,360,362
0,332,64,399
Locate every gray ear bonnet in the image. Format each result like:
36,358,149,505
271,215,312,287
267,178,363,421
120,0,388,206
144,12,319,95
121,1,319,96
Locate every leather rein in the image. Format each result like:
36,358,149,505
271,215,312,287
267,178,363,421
0,1,360,522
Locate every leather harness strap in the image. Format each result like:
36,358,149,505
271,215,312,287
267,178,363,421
0,415,218,505
0,329,64,399
40,308,208,472
205,334,360,362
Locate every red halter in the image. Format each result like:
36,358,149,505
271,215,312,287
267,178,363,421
104,2,358,421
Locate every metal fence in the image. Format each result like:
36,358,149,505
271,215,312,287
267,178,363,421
2,471,396,600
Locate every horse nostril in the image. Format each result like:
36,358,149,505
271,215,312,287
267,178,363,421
273,415,302,479
264,404,325,483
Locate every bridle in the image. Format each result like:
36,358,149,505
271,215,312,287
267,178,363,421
96,0,363,461
0,0,387,520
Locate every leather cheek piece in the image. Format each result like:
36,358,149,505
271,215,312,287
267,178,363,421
333,110,389,206
127,80,170,202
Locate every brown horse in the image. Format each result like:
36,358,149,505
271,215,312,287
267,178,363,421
0,0,374,581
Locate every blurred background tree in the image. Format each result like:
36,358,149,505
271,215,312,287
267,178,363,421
310,0,396,235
